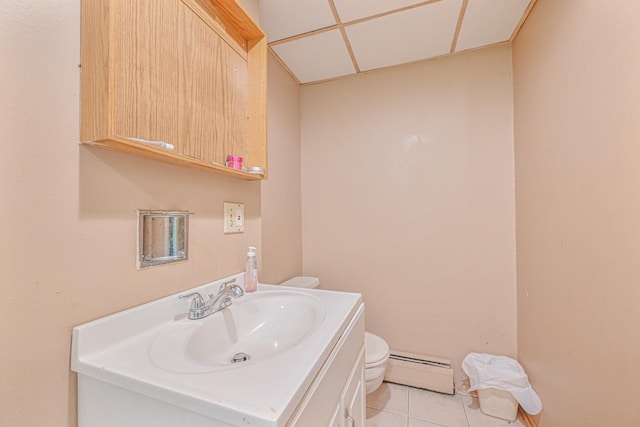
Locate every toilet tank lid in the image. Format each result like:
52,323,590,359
280,276,320,288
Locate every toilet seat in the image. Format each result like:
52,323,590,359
365,332,389,368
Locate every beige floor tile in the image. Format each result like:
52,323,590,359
366,382,409,415
408,388,468,427
461,395,525,427
408,417,450,427
366,408,408,427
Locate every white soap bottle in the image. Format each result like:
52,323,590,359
244,246,258,293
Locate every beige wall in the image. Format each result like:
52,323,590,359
0,1,299,425
513,0,640,425
301,45,517,384
261,53,303,285
239,0,303,285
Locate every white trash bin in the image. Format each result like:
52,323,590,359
462,353,542,421
477,387,519,421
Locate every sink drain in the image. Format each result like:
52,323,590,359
231,352,251,363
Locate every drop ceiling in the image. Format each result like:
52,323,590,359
259,0,536,84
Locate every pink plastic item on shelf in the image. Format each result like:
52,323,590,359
226,155,243,170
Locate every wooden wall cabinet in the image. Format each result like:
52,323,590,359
81,0,267,180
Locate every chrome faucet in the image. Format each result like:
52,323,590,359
179,279,244,320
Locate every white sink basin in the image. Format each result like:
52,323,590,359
150,290,325,372
71,277,362,426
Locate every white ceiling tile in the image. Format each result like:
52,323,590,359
271,30,356,84
333,0,425,23
346,0,462,72
259,0,336,42
455,0,530,51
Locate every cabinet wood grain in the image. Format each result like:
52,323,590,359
81,0,267,180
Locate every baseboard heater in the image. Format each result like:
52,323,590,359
384,350,455,395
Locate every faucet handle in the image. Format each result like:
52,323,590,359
179,292,205,318
219,278,236,292
218,278,244,297
179,292,205,304
228,284,244,297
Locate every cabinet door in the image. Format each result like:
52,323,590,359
341,348,365,427
286,306,364,426
328,405,340,427
177,2,248,165
113,0,179,148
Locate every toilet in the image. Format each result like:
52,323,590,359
280,276,390,394
363,331,390,394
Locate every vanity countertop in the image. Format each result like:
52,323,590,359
71,275,363,426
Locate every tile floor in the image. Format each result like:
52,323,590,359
366,382,525,427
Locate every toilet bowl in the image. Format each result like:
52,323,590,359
280,276,389,394
364,332,389,394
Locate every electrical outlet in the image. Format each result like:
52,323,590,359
224,202,244,233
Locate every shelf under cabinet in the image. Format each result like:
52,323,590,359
86,137,264,180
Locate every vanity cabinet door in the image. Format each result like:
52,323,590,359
328,405,340,427
340,348,365,427
286,305,365,426
323,348,365,427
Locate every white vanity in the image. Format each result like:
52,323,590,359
71,274,365,426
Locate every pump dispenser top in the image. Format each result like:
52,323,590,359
244,246,258,293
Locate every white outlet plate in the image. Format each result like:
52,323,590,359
224,202,244,234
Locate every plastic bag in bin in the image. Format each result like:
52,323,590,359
462,352,542,415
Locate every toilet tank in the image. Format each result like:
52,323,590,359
280,276,320,289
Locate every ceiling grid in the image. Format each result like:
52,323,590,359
260,0,537,84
